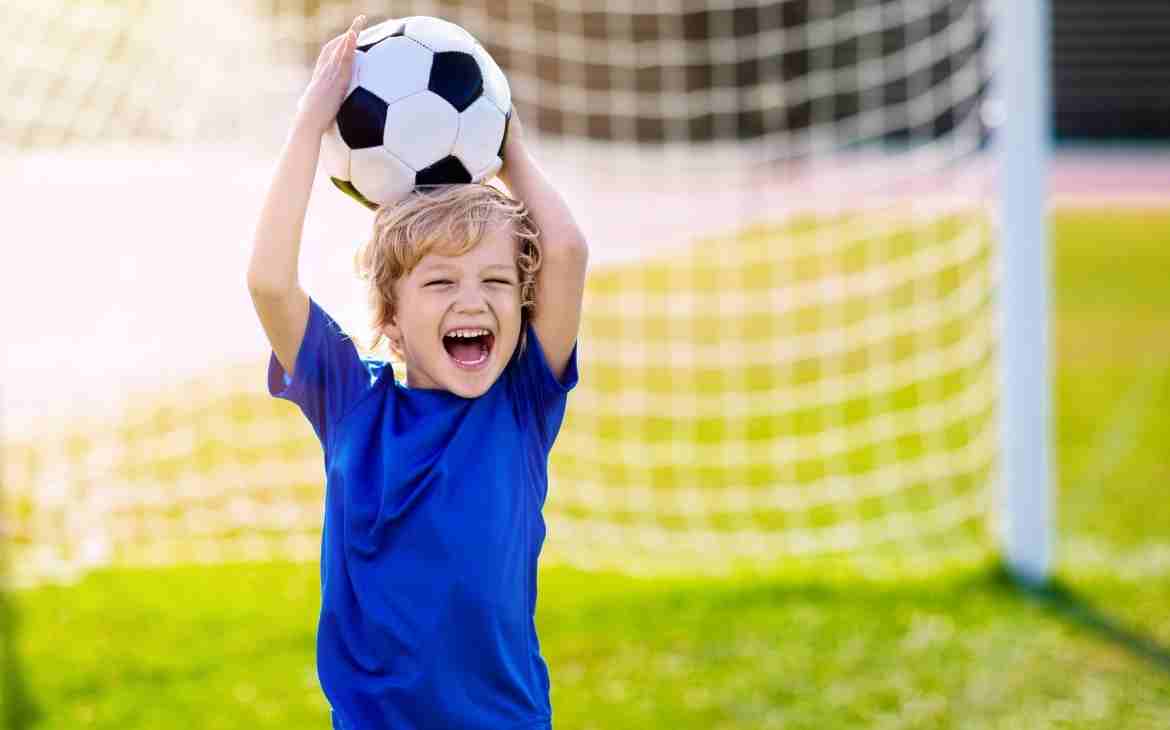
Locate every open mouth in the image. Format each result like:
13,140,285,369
442,329,495,370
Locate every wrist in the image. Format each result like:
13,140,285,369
504,114,524,156
290,113,327,144
500,137,529,186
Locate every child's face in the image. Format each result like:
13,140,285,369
384,222,522,398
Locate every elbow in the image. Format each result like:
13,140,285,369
542,235,588,279
536,231,588,276
247,270,295,299
574,236,590,275
564,234,589,268
246,270,271,296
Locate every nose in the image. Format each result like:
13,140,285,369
452,281,488,313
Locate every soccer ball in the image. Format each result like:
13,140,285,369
322,16,513,211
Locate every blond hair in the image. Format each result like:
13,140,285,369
353,183,541,360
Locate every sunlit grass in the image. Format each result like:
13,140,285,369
8,559,1169,729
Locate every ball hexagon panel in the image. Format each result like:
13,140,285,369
471,43,511,114
355,18,405,51
359,36,433,106
428,51,482,113
350,146,415,207
336,87,388,149
321,120,350,181
452,96,506,176
416,156,472,186
383,91,460,170
472,157,504,184
402,16,477,54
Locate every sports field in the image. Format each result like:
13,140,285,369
3,207,1169,729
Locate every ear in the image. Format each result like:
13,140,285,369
382,317,404,359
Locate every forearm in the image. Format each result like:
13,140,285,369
498,142,588,259
497,119,588,373
246,122,322,294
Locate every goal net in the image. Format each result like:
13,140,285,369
3,0,999,585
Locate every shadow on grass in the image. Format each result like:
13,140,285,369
1,587,42,729
991,562,1170,675
543,560,1170,679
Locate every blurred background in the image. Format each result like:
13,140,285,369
2,1,1168,728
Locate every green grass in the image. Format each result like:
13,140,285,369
6,560,1169,729
5,208,1170,728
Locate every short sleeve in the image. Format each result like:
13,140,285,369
507,320,579,452
267,297,376,456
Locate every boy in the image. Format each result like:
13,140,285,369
246,15,588,730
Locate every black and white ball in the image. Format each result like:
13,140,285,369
322,16,512,210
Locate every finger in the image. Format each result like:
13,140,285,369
324,33,347,59
328,40,346,78
340,19,363,56
315,34,345,72
327,21,358,50
329,31,348,69
332,34,357,81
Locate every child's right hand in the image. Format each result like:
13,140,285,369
293,15,366,138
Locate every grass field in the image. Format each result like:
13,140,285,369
4,208,1169,729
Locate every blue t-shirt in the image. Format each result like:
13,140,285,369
267,297,578,730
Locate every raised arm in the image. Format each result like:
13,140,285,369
496,110,589,382
247,15,365,376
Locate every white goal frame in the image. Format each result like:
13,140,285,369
994,0,1053,585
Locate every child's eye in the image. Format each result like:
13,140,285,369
425,280,452,287
487,279,513,285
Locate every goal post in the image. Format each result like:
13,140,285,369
993,0,1053,585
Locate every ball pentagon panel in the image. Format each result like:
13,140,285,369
336,87,388,149
428,51,483,113
416,156,473,186
471,43,511,114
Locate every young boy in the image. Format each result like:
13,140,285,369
246,15,588,730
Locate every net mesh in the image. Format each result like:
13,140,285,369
2,0,998,586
